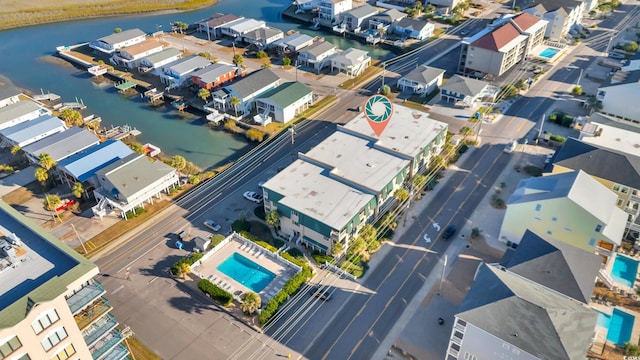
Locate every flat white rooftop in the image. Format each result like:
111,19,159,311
580,121,640,158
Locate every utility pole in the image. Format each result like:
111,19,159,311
439,255,448,293
381,61,386,88
289,125,296,159
71,224,88,255
576,68,584,86
537,114,545,143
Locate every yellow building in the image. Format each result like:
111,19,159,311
0,201,128,360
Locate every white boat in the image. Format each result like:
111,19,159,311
88,65,108,76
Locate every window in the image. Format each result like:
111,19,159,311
14,354,31,360
0,336,22,359
464,353,478,360
552,216,557,222
622,187,629,194
535,204,541,211
589,238,597,247
595,224,603,233
51,344,75,360
618,199,624,206
41,327,68,352
613,184,621,192
32,309,60,335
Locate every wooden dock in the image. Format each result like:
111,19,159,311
101,125,141,140
143,88,165,105
32,93,61,102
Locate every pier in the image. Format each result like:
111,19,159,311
115,80,138,93
100,125,141,141
32,93,61,102
143,88,165,105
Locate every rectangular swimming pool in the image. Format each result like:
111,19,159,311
217,252,275,293
539,47,560,59
597,309,635,345
611,254,639,288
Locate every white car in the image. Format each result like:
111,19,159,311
503,141,517,154
243,191,263,203
204,219,221,232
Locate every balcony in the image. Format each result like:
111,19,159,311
75,297,113,330
67,280,106,315
83,313,119,347
102,343,129,360
90,329,124,360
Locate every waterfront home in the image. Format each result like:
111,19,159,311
212,69,280,115
458,13,547,77
21,127,99,164
219,18,266,39
340,4,379,32
57,140,134,189
319,0,353,22
439,74,498,107
0,115,65,148
262,105,447,253
138,47,182,75
111,40,164,69
329,48,371,77
196,13,243,40
240,27,284,49
0,100,51,131
298,40,338,74
0,85,20,108
597,69,640,123
446,264,597,360
549,137,640,233
191,63,241,90
521,0,584,41
392,18,434,41
498,170,626,265
428,0,463,11
92,153,179,219
0,201,129,360
397,65,445,96
271,33,316,54
368,8,406,30
160,55,212,88
296,0,320,11
89,28,146,54
254,82,313,125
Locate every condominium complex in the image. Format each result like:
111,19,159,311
0,201,128,360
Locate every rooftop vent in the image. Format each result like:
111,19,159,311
366,163,375,167
412,112,422,119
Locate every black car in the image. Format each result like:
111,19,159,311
310,285,333,301
442,225,457,240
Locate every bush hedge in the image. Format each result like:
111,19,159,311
239,231,277,252
548,112,574,127
231,219,251,232
312,252,334,265
170,252,203,276
197,279,233,306
258,265,313,325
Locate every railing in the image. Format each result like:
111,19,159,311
89,329,124,360
66,280,106,315
101,343,129,360
83,313,118,347
74,297,112,330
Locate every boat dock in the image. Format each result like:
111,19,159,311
143,88,165,105
101,125,141,140
32,93,61,102
115,80,138,93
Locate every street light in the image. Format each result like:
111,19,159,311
439,255,448,293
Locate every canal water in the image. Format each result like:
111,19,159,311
0,0,392,169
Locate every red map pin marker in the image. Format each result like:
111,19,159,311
363,95,393,137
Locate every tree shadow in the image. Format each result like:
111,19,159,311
138,254,183,278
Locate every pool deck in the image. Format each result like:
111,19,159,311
191,235,299,304
590,303,640,355
605,252,640,296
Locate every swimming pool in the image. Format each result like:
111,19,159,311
217,252,275,293
611,254,639,288
597,309,636,345
539,47,560,59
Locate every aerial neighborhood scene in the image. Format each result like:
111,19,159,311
2,0,640,359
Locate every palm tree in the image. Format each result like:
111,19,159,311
229,96,241,117
266,210,280,233
331,241,344,258
177,262,191,279
393,188,409,204
72,182,84,199
240,292,261,315
10,145,21,156
43,194,62,211
35,167,49,188
232,54,244,66
38,153,56,171
171,155,187,183
197,88,211,103
412,174,427,191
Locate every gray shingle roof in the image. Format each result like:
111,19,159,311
191,63,236,84
518,0,583,13
552,137,640,189
394,17,430,31
0,85,19,102
300,41,336,57
21,127,100,162
501,229,601,303
457,264,598,360
345,4,379,19
0,101,42,126
440,75,489,97
401,65,445,84
97,154,176,200
372,8,407,22
243,27,283,42
226,69,280,98
97,28,146,45
142,47,181,66
166,55,211,76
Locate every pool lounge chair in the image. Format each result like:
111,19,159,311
257,253,264,259
239,243,246,251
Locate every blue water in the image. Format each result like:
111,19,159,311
217,252,275,292
611,254,639,288
597,309,635,345
0,0,392,169
539,47,560,59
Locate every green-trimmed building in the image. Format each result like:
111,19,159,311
254,81,313,125
262,105,447,253
0,201,129,360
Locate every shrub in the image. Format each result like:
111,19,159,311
571,86,582,96
340,260,364,278
549,133,566,142
246,128,266,142
259,265,312,325
170,252,204,276
239,231,277,252
210,234,226,247
256,50,268,59
198,279,233,306
312,252,334,265
286,248,304,259
231,219,251,232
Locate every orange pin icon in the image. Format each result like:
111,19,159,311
363,95,393,137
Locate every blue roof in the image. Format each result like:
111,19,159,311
58,140,134,182
0,115,65,145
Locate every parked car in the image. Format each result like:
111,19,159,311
503,140,517,154
608,52,625,59
203,219,221,232
460,29,470,36
310,285,333,301
243,191,263,203
442,225,457,240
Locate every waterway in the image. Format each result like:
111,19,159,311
0,0,392,170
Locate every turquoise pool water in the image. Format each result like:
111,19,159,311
217,252,275,293
597,309,635,345
611,254,639,288
539,47,560,59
